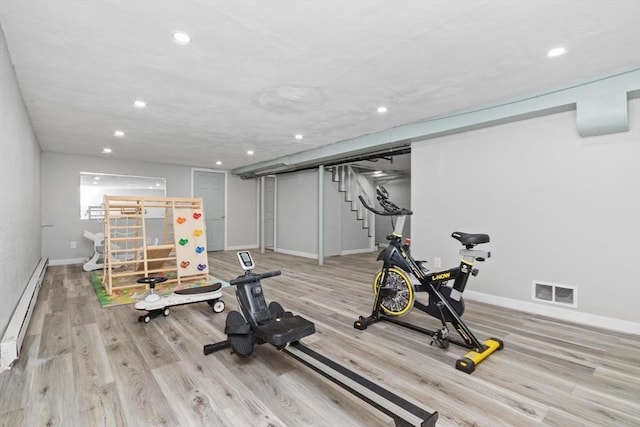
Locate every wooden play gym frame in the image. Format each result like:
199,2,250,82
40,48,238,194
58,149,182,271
102,195,209,295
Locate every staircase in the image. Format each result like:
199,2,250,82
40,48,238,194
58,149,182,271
330,165,373,237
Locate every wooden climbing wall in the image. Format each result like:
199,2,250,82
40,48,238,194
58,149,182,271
173,207,209,276
102,196,209,295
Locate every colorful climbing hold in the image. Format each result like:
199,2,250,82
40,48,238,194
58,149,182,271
176,217,187,224
197,263,207,271
193,212,202,219
180,260,190,268
179,238,188,246
195,246,205,254
193,229,203,237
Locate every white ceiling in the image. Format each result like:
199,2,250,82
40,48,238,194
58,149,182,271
1,1,639,173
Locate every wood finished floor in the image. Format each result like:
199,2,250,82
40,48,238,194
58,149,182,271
1,250,639,427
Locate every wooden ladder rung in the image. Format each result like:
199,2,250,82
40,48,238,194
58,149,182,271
144,244,175,250
110,237,143,242
109,248,141,254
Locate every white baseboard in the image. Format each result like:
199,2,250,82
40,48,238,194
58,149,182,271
341,246,377,256
48,258,86,266
273,247,376,258
465,290,640,335
1,257,48,372
225,244,259,251
274,248,319,259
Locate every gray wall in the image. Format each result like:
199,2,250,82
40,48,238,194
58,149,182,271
277,169,373,258
41,152,257,261
41,152,192,261
411,98,640,324
276,170,319,257
0,25,42,337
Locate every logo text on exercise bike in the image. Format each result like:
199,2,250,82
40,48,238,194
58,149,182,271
432,272,451,281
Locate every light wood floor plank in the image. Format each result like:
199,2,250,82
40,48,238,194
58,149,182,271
1,250,639,427
68,295,97,326
24,353,76,427
76,381,127,427
38,310,71,358
95,304,135,346
121,318,181,370
0,408,24,427
71,323,115,412
0,335,38,414
105,339,180,426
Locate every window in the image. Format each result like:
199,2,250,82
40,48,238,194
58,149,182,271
80,172,166,219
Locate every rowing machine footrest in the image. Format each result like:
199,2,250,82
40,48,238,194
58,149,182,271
225,311,254,357
225,321,251,335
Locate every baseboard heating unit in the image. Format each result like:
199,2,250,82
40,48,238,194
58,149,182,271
1,257,48,372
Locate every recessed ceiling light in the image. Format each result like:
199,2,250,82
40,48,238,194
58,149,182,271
247,150,254,155
377,106,388,113
295,134,303,140
216,161,222,165
102,148,112,154
547,47,567,57
113,130,125,137
173,31,191,45
133,100,146,108
94,176,100,180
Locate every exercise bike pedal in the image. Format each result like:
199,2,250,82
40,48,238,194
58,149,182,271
430,337,450,349
430,328,450,349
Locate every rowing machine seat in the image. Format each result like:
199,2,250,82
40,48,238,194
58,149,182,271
254,315,316,347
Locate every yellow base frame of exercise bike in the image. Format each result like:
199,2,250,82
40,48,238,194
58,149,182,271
455,338,503,374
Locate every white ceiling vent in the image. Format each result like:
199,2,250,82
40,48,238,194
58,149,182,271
532,281,577,308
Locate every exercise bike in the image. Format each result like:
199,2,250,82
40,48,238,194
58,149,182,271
354,186,503,374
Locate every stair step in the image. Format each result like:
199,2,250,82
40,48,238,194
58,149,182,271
332,164,373,238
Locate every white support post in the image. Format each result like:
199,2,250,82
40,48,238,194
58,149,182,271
260,176,265,253
318,165,324,266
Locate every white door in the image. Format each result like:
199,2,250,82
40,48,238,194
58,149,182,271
194,171,225,251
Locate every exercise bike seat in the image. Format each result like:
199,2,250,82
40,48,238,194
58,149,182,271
451,231,490,247
254,315,316,347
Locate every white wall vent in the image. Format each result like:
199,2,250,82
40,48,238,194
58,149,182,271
532,281,577,308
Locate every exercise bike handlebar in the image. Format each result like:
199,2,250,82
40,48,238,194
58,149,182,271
230,270,282,286
358,195,413,216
